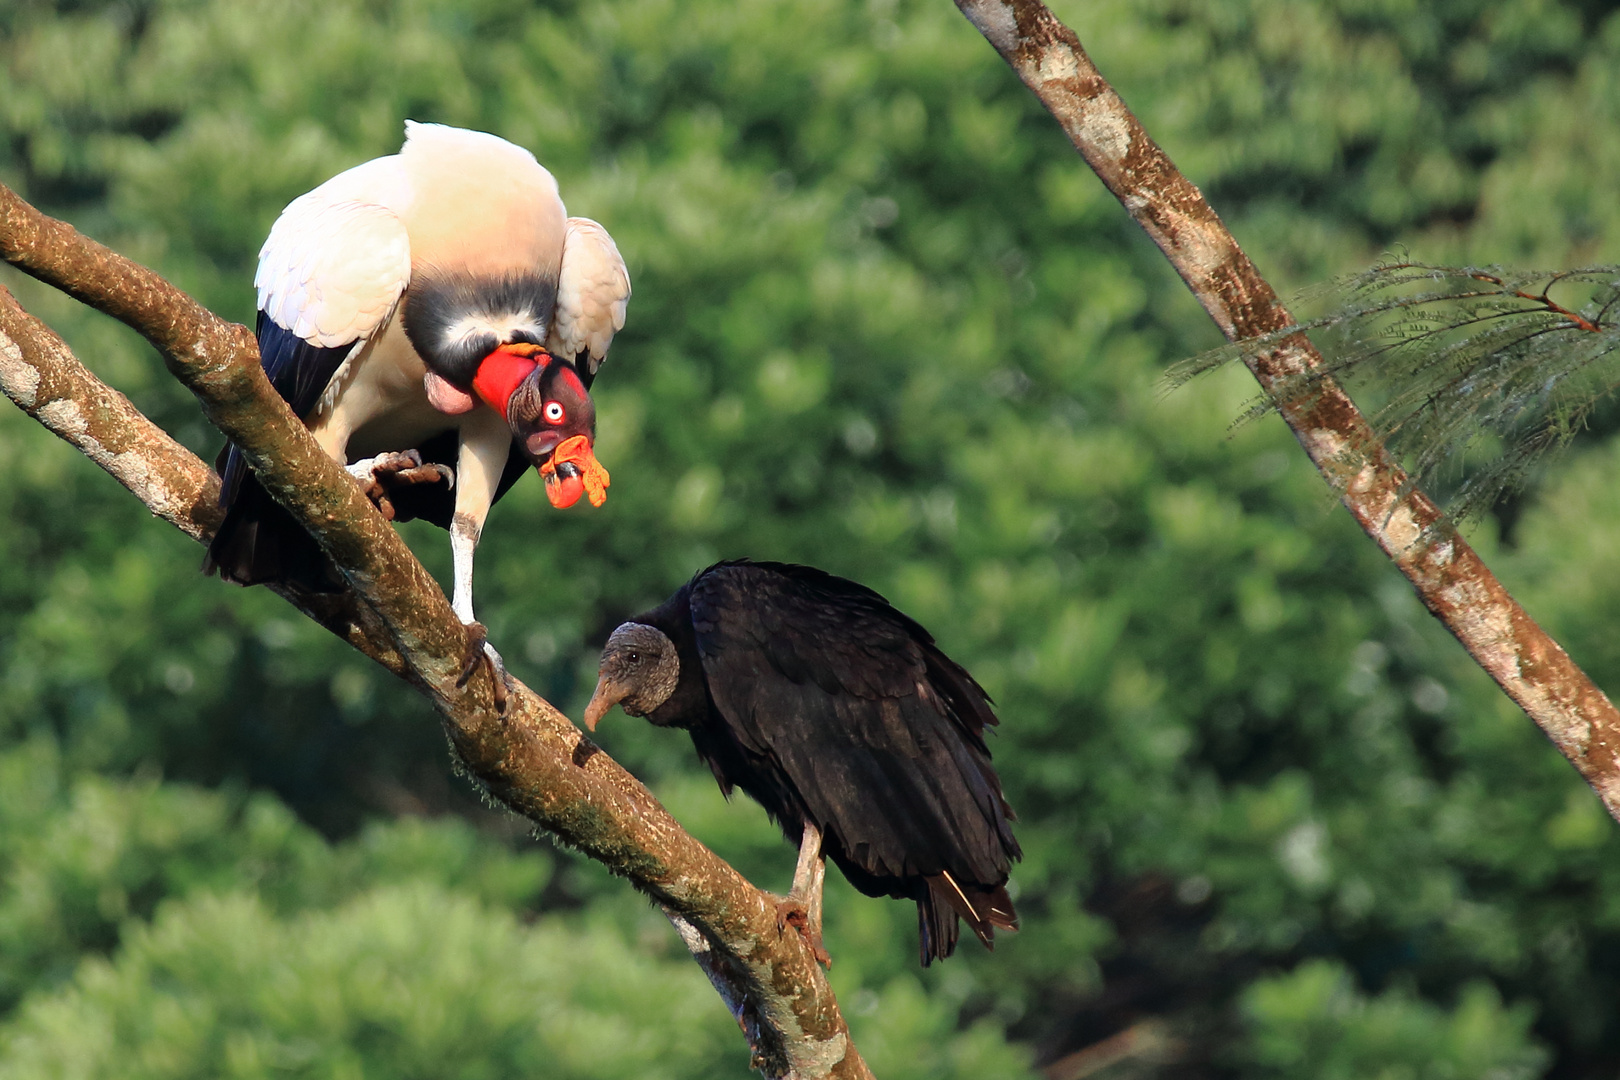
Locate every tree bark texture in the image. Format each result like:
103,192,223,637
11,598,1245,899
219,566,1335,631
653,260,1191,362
952,0,1620,818
0,183,868,1080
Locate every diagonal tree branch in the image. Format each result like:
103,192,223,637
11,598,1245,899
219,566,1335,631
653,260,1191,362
0,283,409,675
953,0,1620,818
0,184,869,1080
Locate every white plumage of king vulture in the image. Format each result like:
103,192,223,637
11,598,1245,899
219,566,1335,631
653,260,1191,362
206,121,630,688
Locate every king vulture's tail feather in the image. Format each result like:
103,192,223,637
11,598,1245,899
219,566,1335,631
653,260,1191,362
203,447,343,592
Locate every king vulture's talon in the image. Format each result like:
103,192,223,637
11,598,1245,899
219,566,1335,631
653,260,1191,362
774,895,803,934
389,462,454,488
456,623,509,712
348,450,422,488
485,642,511,713
458,621,491,687
375,449,425,473
346,451,450,519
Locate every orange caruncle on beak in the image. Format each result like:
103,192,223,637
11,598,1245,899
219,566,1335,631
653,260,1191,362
540,434,610,509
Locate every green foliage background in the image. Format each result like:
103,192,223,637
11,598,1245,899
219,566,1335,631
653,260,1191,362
4,0,1620,1075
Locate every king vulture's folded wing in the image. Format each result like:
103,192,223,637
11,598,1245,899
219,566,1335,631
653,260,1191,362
254,188,413,414
219,176,412,507
547,217,630,388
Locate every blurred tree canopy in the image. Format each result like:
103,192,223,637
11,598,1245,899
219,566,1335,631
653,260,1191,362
4,0,1620,1075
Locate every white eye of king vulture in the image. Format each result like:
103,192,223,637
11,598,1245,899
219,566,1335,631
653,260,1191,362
204,121,631,694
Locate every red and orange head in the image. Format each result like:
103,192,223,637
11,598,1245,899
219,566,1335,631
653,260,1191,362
471,343,609,508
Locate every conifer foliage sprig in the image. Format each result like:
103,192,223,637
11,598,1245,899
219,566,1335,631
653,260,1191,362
1171,260,1620,522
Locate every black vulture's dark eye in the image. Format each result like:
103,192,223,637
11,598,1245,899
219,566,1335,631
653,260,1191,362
627,651,640,665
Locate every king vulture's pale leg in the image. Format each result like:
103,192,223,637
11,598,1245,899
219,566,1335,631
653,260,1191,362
448,408,514,706
775,821,830,967
449,516,480,624
312,413,355,463
448,408,510,623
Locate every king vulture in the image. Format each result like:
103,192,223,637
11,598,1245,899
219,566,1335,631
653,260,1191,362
583,560,1021,966
206,122,630,685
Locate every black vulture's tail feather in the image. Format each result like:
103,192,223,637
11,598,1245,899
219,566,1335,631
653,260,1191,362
919,873,1018,966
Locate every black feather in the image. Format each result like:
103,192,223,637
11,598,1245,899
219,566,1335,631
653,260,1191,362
203,313,530,585
630,560,1021,965
401,269,556,385
549,349,601,391
205,315,356,588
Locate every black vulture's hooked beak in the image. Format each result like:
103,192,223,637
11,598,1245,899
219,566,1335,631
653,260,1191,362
582,671,629,730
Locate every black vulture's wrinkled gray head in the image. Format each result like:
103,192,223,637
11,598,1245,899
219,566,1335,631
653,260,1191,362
583,622,680,730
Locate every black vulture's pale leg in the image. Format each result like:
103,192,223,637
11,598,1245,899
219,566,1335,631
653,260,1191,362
791,821,827,937
775,821,830,967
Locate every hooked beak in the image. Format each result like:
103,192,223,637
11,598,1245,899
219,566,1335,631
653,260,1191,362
582,672,629,731
538,433,610,509
526,430,563,460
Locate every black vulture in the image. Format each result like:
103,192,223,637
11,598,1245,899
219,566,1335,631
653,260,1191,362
584,559,1021,965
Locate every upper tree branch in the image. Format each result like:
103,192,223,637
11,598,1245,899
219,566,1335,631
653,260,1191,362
954,0,1620,818
0,184,868,1080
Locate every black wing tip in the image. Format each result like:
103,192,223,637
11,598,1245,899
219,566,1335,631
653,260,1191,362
203,475,344,593
254,311,362,422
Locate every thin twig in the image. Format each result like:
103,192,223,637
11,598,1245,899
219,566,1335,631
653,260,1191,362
1466,271,1602,333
